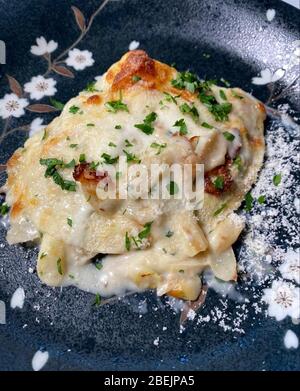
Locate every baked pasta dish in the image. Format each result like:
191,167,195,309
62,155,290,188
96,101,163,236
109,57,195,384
3,51,266,301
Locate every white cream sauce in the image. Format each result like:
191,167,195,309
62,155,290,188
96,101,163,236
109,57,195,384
32,350,49,371
284,330,299,349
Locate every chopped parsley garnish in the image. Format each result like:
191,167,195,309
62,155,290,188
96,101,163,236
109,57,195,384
40,158,77,192
165,230,174,238
57,258,63,275
0,202,9,216
213,202,227,216
150,142,167,155
138,222,153,240
179,103,199,121
93,293,101,306
50,98,65,110
84,81,98,92
67,218,72,227
232,90,244,99
132,75,141,83
125,232,131,251
223,131,235,141
213,176,224,190
94,261,103,270
101,153,119,164
220,78,231,87
163,92,180,105
69,105,80,114
219,90,227,100
233,155,243,171
79,153,86,163
171,71,215,93
86,123,95,127
116,171,121,180
257,195,266,204
40,252,47,259
42,129,48,141
199,91,232,121
173,118,188,135
125,139,133,147
89,161,100,170
201,122,213,129
105,99,129,113
69,144,78,148
273,174,281,187
134,112,157,135
179,269,185,273
115,125,122,129
69,274,75,279
244,192,254,212
108,142,117,147
167,181,179,195
122,150,141,163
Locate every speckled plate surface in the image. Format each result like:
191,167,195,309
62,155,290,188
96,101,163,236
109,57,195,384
0,0,299,371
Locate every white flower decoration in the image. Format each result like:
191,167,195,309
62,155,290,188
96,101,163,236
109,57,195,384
0,93,28,119
31,36,58,56
279,249,300,284
262,280,300,321
251,68,285,85
24,76,57,100
29,118,45,137
65,48,94,71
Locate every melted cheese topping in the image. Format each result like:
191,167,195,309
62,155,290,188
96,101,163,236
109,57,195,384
5,51,266,301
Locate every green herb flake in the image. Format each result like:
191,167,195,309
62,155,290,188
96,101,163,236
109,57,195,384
213,202,227,216
179,269,185,273
115,125,122,129
94,261,103,270
69,144,78,148
219,90,227,100
163,92,180,105
108,142,117,147
57,258,63,275
244,192,254,212
68,274,75,279
84,81,98,92
132,75,141,83
257,195,266,204
220,78,231,87
232,90,244,99
122,150,141,163
0,202,9,216
134,112,157,135
105,99,129,113
223,131,235,141
69,105,80,114
125,232,131,251
42,129,48,141
150,142,167,155
86,123,95,127
138,222,153,240
40,158,77,192
125,139,133,147
39,252,47,259
79,153,86,163
233,155,243,171
93,293,101,306
167,181,179,195
179,103,199,121
201,122,213,129
173,118,188,135
50,98,65,110
67,217,73,227
213,176,224,190
101,153,119,164
273,174,282,187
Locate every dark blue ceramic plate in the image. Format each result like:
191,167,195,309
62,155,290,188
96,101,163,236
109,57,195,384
0,0,299,371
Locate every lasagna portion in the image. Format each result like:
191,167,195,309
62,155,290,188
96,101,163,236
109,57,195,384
3,51,265,301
